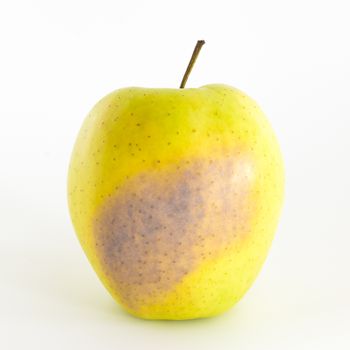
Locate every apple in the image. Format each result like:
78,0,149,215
68,41,284,320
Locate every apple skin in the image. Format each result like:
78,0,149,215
68,84,284,320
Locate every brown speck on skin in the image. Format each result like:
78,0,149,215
93,153,254,311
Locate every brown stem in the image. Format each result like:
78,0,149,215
179,40,205,88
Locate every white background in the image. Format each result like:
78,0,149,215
1,1,349,349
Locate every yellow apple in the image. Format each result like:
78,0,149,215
68,42,284,320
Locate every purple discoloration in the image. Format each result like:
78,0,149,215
94,155,254,309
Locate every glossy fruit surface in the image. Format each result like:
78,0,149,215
68,84,284,320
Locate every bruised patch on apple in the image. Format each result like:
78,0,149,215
93,154,255,310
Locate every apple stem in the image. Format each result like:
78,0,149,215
179,40,205,88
